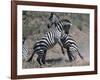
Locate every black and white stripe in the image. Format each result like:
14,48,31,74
60,34,83,61
27,30,62,66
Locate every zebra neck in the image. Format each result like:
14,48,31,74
55,22,63,32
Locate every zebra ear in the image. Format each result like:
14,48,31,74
48,12,54,20
50,12,54,17
50,12,59,18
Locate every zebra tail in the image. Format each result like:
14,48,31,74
27,51,35,62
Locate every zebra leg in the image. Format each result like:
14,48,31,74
66,48,76,62
60,46,65,55
27,51,35,62
67,51,74,62
37,56,42,66
77,50,83,59
71,48,83,60
58,39,65,55
41,50,47,64
37,51,45,66
68,49,83,62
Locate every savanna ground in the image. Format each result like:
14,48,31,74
22,11,90,69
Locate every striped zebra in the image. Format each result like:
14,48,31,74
27,13,72,66
48,13,83,61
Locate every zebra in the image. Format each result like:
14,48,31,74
27,13,72,66
47,13,83,61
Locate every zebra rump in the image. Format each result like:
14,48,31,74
27,31,57,65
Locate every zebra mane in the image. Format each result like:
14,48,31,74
53,19,72,30
55,19,72,25
61,19,71,23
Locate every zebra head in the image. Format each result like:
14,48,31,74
47,13,60,28
47,13,72,34
61,19,72,34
